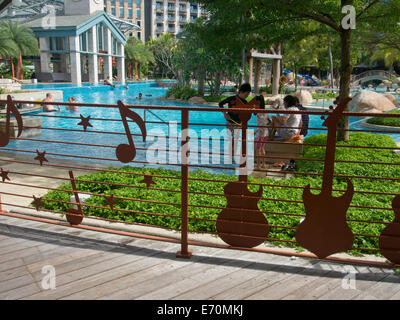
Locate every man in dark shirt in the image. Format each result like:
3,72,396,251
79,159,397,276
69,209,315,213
219,83,266,161
219,83,251,160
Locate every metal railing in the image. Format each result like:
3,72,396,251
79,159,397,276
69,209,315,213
0,96,400,269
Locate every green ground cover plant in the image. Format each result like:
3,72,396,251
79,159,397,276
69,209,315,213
366,109,400,127
39,132,400,256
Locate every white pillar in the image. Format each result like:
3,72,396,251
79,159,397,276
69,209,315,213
69,36,82,84
39,37,51,73
272,58,280,96
104,29,113,80
88,26,98,84
117,42,125,84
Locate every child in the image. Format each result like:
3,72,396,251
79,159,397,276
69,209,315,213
255,112,271,170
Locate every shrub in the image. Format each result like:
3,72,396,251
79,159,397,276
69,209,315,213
166,84,198,100
366,109,400,127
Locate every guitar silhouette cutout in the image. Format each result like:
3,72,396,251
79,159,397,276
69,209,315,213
216,105,269,248
379,195,400,264
116,101,147,163
0,95,23,147
296,97,354,259
66,171,84,225
232,96,263,114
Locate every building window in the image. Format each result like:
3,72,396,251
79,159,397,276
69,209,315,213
127,0,132,5
119,0,123,6
137,32,141,39
111,7,116,15
120,7,124,17
137,9,140,19
111,0,115,5
137,20,141,26
129,32,133,37
136,0,140,6
128,8,132,18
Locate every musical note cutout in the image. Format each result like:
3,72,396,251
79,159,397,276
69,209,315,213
0,95,23,147
116,101,147,163
379,195,400,264
296,98,354,259
65,171,84,225
216,111,269,248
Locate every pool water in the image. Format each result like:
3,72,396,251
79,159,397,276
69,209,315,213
8,82,399,173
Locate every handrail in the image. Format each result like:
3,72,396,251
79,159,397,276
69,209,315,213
1,96,400,268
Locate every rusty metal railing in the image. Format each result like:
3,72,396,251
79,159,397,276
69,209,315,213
0,95,400,269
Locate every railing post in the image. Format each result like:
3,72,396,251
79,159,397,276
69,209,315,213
177,109,192,259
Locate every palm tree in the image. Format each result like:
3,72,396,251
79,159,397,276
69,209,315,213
0,26,17,58
0,20,39,80
368,30,400,74
371,46,399,73
125,37,155,79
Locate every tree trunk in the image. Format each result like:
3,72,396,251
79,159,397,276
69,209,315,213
215,71,221,95
10,57,15,79
197,65,205,96
337,29,352,142
294,64,297,91
18,53,23,80
328,36,335,88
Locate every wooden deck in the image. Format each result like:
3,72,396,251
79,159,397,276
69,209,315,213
0,214,400,300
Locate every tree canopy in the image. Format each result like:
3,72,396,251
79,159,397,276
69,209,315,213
195,0,400,140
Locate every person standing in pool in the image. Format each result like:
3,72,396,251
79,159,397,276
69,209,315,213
42,93,61,112
66,97,79,112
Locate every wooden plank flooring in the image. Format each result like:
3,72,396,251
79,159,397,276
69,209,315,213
0,215,399,300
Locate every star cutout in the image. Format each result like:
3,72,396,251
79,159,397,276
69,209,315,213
77,115,93,132
104,194,118,210
140,174,156,188
0,168,10,182
34,150,48,166
32,195,43,211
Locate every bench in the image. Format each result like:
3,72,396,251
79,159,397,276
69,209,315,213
264,140,304,164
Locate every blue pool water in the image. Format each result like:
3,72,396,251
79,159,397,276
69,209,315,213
6,82,399,173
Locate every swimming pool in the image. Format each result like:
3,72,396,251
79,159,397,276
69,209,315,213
8,82,399,173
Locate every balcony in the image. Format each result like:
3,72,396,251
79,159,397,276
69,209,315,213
167,16,175,22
